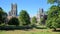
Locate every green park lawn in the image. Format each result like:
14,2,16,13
0,29,60,34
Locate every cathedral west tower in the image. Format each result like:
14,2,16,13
9,3,17,17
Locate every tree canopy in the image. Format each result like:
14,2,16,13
19,10,30,26
47,0,60,6
0,7,7,24
46,5,60,28
31,16,37,25
8,17,19,26
48,0,58,4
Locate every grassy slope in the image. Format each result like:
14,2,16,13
0,29,60,34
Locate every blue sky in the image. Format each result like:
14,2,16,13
0,0,51,17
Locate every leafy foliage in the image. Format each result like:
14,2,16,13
0,7,7,24
8,17,19,26
19,10,30,26
31,16,37,25
46,5,60,28
48,0,56,4
40,18,44,24
47,0,60,6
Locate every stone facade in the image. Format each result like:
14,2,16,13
8,3,17,17
36,8,47,25
7,3,18,20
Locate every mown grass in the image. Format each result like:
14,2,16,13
0,29,60,34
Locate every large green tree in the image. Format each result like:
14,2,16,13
46,0,60,31
0,7,7,24
19,10,30,26
8,17,19,26
46,5,60,29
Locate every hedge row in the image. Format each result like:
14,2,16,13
0,26,33,30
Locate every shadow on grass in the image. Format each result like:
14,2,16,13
34,26,47,29
53,30,60,32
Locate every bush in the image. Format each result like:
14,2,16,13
8,17,19,26
0,26,33,30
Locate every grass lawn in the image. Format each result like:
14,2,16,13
0,29,60,34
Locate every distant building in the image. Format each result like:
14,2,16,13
8,3,18,20
8,3,17,17
7,3,47,25
36,8,47,25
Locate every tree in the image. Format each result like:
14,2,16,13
46,5,60,30
0,7,7,24
47,0,60,6
19,10,30,26
40,18,44,25
47,0,59,4
46,0,60,30
31,16,37,25
48,0,56,4
8,17,19,26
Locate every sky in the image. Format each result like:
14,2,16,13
0,0,51,17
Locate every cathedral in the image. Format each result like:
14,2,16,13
9,3,17,16
36,8,47,25
7,3,47,25
7,3,18,20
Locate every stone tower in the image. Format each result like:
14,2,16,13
9,3,17,17
8,3,17,20
36,8,44,25
36,8,47,25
